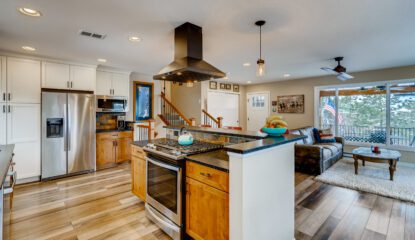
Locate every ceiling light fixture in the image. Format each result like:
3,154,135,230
128,36,141,42
97,58,107,63
18,7,42,17
243,62,251,67
22,46,36,51
283,74,290,77
255,20,266,77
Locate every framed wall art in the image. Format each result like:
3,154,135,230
277,95,304,113
209,81,217,90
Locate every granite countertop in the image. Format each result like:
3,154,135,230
224,134,306,154
164,125,267,139
186,150,229,172
96,129,133,133
131,140,149,147
0,144,14,187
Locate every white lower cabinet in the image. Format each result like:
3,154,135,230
1,103,41,180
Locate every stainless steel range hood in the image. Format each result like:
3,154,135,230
153,22,226,82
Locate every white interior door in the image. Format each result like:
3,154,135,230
247,92,270,131
207,91,239,126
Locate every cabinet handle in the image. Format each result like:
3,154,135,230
2,93,5,101
8,105,11,113
200,172,211,178
8,93,11,101
67,81,70,88
70,82,73,88
2,105,5,113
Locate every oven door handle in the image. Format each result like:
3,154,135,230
146,157,180,172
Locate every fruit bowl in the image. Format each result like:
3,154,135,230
261,127,287,137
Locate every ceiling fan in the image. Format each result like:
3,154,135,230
321,57,354,81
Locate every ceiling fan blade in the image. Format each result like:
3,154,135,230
320,67,337,75
336,72,354,81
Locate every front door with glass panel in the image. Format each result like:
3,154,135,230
247,92,270,131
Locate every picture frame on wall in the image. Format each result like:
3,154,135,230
209,81,217,90
277,95,304,113
220,83,226,90
233,84,240,92
225,84,232,90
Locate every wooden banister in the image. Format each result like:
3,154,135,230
160,92,192,126
202,109,223,128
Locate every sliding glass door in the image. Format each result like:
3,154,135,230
317,80,415,149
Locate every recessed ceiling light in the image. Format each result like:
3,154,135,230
243,62,251,67
22,46,36,51
18,7,42,17
247,81,252,84
128,36,141,42
97,58,107,63
283,74,291,77
224,76,229,80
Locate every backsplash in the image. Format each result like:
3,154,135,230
96,112,125,130
166,129,252,145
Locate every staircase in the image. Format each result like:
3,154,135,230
202,109,222,128
159,92,193,126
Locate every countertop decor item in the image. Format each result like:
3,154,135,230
178,130,194,145
262,127,287,136
261,115,288,136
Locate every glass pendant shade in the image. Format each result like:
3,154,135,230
256,59,265,77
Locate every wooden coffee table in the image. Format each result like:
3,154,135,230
352,147,401,181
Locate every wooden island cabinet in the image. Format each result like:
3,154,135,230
186,161,229,240
131,144,146,201
96,131,133,169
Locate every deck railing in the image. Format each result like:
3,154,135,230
323,124,415,147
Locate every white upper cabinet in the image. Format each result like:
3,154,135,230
0,103,6,145
7,57,41,104
0,56,6,103
42,61,70,89
42,61,96,91
96,71,112,95
70,65,96,91
112,72,130,97
96,70,130,97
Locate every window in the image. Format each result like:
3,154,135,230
316,80,415,149
133,81,154,121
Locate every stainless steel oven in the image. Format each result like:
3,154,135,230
96,95,128,112
145,156,183,240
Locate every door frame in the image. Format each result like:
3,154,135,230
246,91,270,130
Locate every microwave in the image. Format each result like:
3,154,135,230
96,95,128,112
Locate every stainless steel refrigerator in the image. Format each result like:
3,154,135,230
41,91,96,180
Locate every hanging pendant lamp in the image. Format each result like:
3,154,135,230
255,20,266,77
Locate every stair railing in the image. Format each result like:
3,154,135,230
202,109,223,128
159,92,193,126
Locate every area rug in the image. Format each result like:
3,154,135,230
315,158,415,203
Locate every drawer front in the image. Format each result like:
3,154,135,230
131,145,145,158
97,131,133,140
186,161,229,193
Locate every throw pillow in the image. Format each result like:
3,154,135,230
313,128,336,143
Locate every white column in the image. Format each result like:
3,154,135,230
228,142,295,240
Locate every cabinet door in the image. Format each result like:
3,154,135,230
7,57,41,103
112,73,130,97
96,71,112,95
0,103,6,144
132,154,146,201
7,103,41,179
0,56,6,103
70,65,96,91
41,61,70,89
186,177,229,240
96,137,116,169
115,137,132,163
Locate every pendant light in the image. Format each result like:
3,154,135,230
255,20,266,77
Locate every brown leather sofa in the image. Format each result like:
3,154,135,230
291,126,344,175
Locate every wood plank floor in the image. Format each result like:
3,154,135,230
5,165,414,240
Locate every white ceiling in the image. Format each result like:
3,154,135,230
1,0,415,84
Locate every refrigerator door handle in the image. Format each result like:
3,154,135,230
67,104,71,151
63,103,68,151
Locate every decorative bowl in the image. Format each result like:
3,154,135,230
262,127,287,137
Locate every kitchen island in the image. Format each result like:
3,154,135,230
131,126,305,240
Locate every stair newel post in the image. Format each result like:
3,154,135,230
189,118,196,126
217,117,223,128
